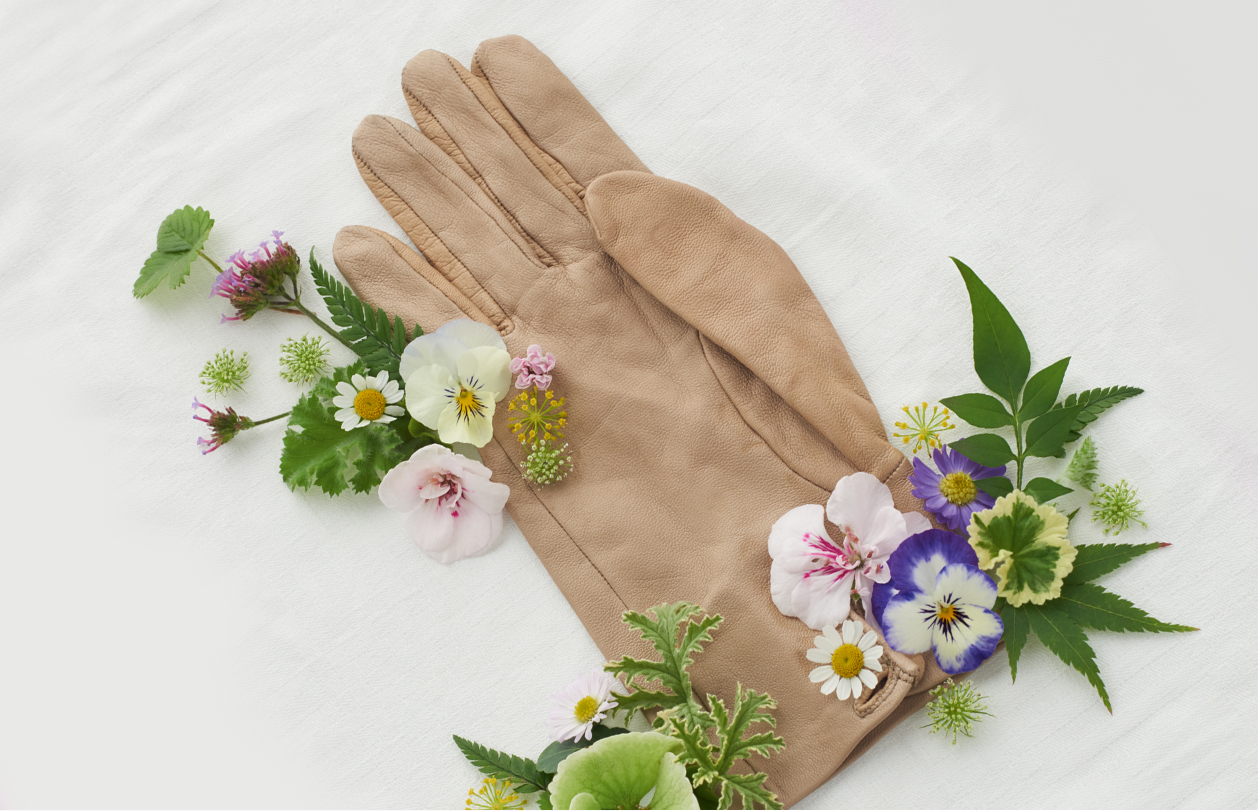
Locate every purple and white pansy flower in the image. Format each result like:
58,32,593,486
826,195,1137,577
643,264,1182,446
874,529,1003,674
769,472,932,630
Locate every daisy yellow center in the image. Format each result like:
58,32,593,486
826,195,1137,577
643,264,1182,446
573,695,600,724
353,389,386,421
936,603,957,623
830,643,865,679
939,471,977,505
455,386,484,419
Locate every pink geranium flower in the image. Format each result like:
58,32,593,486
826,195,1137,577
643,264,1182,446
768,472,932,630
378,444,510,563
510,344,556,390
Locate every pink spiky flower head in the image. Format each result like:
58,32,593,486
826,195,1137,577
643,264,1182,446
212,231,299,322
192,397,255,453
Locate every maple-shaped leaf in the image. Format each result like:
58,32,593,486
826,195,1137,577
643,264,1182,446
1024,602,1111,712
1054,582,1197,634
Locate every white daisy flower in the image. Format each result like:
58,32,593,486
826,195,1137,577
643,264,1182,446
332,370,405,430
545,669,620,743
806,620,884,701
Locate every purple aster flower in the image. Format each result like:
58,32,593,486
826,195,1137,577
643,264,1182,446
909,445,1006,532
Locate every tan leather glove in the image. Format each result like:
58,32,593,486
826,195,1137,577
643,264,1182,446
333,35,953,807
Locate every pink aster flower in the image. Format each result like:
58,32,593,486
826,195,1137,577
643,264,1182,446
545,669,620,743
212,232,300,322
378,444,510,563
768,472,932,630
510,344,556,390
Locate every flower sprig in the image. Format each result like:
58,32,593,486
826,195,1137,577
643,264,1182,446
923,679,992,744
200,349,250,395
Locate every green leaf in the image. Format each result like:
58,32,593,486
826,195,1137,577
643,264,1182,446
1023,477,1072,505
1018,357,1070,420
1063,436,1099,490
1000,603,1031,682
155,205,214,253
309,250,410,378
1054,582,1197,634
605,603,721,726
537,791,554,810
976,476,1014,498
939,393,1013,429
452,735,552,794
1024,404,1083,459
970,494,1075,606
952,257,1030,404
548,732,696,810
536,725,629,773
1023,603,1111,712
279,363,404,495
134,206,214,298
1054,386,1144,443
949,434,1016,467
1065,542,1162,584
666,687,783,811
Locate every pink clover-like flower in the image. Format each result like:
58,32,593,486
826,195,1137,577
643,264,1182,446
510,344,556,390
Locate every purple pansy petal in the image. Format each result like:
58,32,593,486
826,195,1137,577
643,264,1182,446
886,529,979,593
871,580,895,629
932,603,1004,674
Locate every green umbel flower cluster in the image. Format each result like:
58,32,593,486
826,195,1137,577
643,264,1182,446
1091,479,1146,535
200,349,250,395
923,679,991,744
521,442,572,486
279,334,331,384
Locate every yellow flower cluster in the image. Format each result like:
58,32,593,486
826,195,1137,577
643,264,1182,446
892,402,954,455
466,777,524,810
506,388,567,445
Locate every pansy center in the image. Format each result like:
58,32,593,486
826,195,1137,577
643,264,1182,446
573,695,600,724
936,603,958,623
831,643,865,678
454,385,484,420
939,471,978,505
353,388,386,421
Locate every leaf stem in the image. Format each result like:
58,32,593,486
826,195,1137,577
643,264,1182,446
1009,394,1025,490
291,299,356,351
251,411,291,427
197,250,224,274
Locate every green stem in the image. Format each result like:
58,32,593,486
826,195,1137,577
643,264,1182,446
1011,399,1025,490
291,299,357,352
250,411,291,427
197,250,224,274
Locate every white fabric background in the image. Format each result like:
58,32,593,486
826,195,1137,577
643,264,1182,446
2,1,1255,807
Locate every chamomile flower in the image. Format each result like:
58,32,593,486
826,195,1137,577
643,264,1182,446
332,371,404,430
546,669,620,743
805,620,883,701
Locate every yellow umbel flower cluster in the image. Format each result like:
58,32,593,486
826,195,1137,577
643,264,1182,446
506,387,567,445
466,777,524,810
892,402,955,455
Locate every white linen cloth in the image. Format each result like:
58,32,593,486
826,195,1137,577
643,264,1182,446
1,0,1254,806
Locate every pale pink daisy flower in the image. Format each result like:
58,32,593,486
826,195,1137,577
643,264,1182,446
546,669,620,743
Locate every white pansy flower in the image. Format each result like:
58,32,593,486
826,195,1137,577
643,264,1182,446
332,370,404,430
402,320,511,447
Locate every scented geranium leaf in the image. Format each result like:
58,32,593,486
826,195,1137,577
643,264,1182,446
976,475,1014,499
309,250,409,378
949,433,1016,467
155,205,213,253
1063,436,1099,490
537,725,630,773
1065,542,1162,584
720,773,782,811
1055,582,1197,634
952,258,1030,403
940,393,1013,429
1024,603,1111,712
1023,477,1072,505
453,735,552,794
606,603,721,724
969,492,1077,607
1024,404,1083,459
279,364,404,495
548,732,697,810
1001,603,1031,682
1018,357,1070,420
1056,386,1144,443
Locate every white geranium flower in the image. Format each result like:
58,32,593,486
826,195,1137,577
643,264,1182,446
806,620,884,701
332,370,404,430
401,320,511,447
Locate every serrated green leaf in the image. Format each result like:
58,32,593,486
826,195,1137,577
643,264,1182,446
976,476,1014,498
1001,603,1031,682
1023,477,1072,505
1019,357,1070,420
606,603,721,726
452,735,552,794
1055,386,1144,443
952,258,1030,404
134,248,198,297
1024,603,1110,711
155,205,214,253
537,790,554,810
309,250,406,378
1065,542,1162,584
940,393,1013,429
1063,436,1099,490
279,363,404,495
1024,404,1083,459
1054,582,1197,634
720,772,783,811
536,725,629,773
949,434,1016,467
